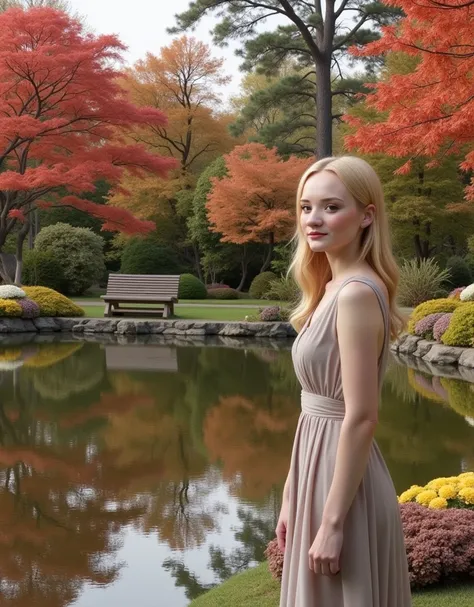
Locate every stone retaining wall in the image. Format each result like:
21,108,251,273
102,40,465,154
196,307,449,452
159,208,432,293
0,317,297,338
391,332,474,369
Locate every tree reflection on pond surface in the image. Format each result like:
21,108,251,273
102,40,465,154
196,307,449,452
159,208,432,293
0,336,472,606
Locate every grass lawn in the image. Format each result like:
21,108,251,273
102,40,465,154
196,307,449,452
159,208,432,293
75,296,286,307
189,562,473,607
82,305,261,321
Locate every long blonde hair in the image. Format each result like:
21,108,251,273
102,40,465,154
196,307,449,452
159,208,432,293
289,155,404,340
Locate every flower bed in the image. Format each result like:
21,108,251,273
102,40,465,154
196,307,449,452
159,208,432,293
0,285,83,319
398,472,474,510
265,471,474,589
407,287,474,347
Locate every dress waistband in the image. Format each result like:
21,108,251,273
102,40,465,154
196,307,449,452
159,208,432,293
301,390,345,419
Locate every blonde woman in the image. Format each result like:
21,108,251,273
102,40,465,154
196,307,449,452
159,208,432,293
277,156,412,606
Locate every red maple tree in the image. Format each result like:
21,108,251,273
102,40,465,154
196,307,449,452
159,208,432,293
0,7,176,281
206,143,310,271
344,0,474,201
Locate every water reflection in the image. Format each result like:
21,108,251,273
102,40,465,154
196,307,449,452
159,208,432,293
0,335,472,606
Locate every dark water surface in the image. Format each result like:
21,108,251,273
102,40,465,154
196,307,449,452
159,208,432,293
0,335,473,607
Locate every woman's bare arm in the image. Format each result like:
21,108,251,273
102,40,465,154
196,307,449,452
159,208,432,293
321,282,383,529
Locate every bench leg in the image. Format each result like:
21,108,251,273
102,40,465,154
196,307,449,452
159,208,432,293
104,302,112,317
163,303,170,319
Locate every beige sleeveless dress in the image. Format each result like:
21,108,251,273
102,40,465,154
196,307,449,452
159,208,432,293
280,276,412,607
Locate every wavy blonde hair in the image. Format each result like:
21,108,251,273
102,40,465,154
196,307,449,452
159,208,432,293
289,155,404,340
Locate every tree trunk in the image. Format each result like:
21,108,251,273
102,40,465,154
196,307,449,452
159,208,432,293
315,58,332,158
260,233,274,273
14,222,30,286
236,245,248,292
192,242,203,281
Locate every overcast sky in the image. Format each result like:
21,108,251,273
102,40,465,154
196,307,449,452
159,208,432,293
68,0,245,102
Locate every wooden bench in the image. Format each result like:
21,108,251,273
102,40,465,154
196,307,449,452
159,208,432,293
101,274,180,318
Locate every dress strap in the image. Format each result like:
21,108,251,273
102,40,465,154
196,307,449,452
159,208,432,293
334,276,391,372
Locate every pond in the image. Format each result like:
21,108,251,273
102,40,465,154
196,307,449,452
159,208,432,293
0,335,473,607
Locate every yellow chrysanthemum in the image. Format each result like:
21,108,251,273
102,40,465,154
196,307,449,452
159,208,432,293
459,476,474,489
458,487,474,505
416,490,438,505
398,489,417,503
438,484,457,500
428,497,448,509
426,477,449,490
458,472,474,480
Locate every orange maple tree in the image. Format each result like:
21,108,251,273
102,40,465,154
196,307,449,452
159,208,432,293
344,0,474,200
110,36,235,220
206,143,310,270
0,6,176,281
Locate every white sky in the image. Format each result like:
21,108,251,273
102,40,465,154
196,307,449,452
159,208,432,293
68,0,246,103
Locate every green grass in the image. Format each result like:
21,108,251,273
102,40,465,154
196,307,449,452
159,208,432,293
75,296,286,306
82,305,260,321
189,562,473,607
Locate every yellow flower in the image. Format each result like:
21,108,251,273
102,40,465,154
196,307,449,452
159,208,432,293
426,477,449,490
458,487,474,505
398,485,425,503
458,471,474,480
459,476,474,489
416,490,438,505
438,484,457,500
428,497,448,509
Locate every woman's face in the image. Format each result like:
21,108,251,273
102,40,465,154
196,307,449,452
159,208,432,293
299,170,373,255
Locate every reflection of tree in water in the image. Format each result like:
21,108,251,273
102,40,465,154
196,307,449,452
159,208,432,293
203,394,299,500
163,492,280,601
0,344,161,607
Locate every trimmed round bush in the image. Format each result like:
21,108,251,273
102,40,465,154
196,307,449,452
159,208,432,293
433,313,452,342
460,283,474,302
249,271,277,299
207,287,239,300
0,299,23,317
414,313,444,340
407,298,460,334
18,298,40,319
22,250,65,292
23,286,85,317
120,238,181,275
441,302,474,347
178,274,207,299
34,223,105,295
445,255,472,289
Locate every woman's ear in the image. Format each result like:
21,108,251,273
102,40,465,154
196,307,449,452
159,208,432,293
361,204,375,228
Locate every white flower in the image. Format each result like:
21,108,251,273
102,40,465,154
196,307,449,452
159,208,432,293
460,283,474,302
0,285,26,299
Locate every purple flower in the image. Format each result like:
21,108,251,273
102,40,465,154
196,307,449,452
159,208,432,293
433,313,453,342
414,313,445,339
260,306,281,322
18,297,40,319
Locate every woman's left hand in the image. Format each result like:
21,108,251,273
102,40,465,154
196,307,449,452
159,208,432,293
308,523,343,576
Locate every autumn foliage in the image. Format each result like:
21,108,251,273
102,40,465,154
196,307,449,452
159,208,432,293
0,6,176,242
345,0,474,200
206,144,310,246
109,36,234,220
